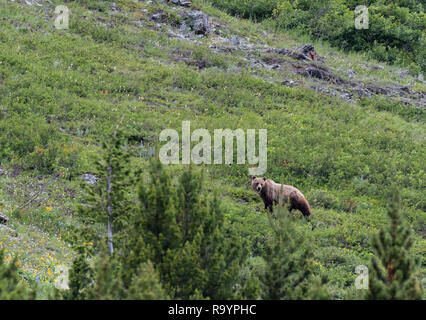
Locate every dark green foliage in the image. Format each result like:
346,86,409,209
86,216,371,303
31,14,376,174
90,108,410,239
367,187,423,299
63,249,168,300
136,161,181,266
66,160,246,299
74,128,136,255
85,253,123,300
0,250,35,300
240,270,263,299
212,0,280,20
63,252,93,300
65,129,138,299
135,162,246,299
262,207,329,299
126,261,169,300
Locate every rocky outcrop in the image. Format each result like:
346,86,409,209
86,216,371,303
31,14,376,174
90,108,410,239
181,10,210,35
292,44,323,62
271,44,324,62
299,66,345,84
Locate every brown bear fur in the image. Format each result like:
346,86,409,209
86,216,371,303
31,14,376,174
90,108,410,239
251,177,311,217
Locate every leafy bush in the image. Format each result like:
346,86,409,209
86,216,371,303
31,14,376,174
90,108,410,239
309,189,339,210
212,0,280,20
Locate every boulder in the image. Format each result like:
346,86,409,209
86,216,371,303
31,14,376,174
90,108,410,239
182,10,210,35
347,69,355,79
170,0,191,7
109,2,120,15
81,173,99,185
0,212,9,225
292,44,322,62
9,0,42,6
151,12,166,22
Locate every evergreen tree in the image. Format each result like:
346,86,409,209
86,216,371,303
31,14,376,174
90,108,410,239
262,207,329,299
134,162,245,299
84,253,123,300
65,124,136,300
0,250,35,300
240,270,263,300
136,160,181,266
63,251,93,300
367,188,423,300
66,158,246,300
126,261,169,300
75,127,135,256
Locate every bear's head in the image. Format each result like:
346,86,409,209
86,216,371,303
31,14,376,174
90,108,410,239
252,177,267,194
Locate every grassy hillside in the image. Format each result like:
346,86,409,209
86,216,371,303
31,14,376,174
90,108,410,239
211,0,426,73
0,0,424,299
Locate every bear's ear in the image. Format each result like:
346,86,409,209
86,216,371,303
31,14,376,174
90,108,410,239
263,177,267,181
252,176,256,180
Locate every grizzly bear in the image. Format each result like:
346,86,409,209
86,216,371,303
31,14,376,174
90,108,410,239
251,177,311,217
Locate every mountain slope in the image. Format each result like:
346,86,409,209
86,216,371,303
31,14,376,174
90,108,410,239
0,0,424,299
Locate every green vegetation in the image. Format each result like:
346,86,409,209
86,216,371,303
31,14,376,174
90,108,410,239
261,207,330,299
61,161,245,299
211,0,426,73
0,249,36,299
0,0,424,299
367,187,423,299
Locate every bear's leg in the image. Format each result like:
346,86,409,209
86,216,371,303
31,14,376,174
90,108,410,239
262,198,273,212
263,199,270,211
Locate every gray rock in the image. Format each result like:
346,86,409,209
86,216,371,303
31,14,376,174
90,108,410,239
168,30,187,40
109,2,120,15
81,174,99,185
0,212,9,225
247,60,265,69
347,69,355,79
292,44,323,62
372,65,384,70
132,20,143,28
398,70,410,79
269,64,280,70
152,12,166,21
183,10,210,35
229,36,240,47
275,48,292,55
9,0,42,6
281,80,299,88
170,0,191,6
179,21,191,33
209,45,233,54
